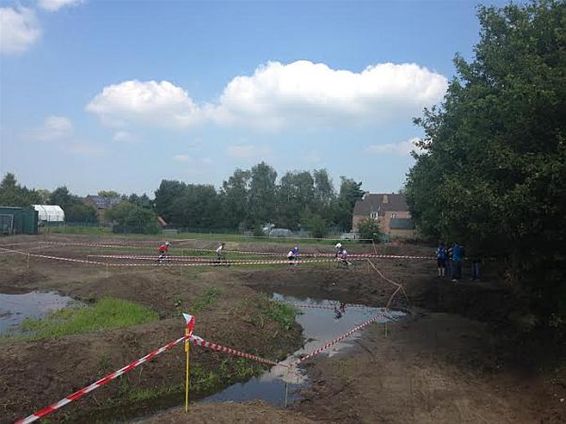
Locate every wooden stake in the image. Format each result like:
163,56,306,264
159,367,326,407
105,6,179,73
185,329,191,412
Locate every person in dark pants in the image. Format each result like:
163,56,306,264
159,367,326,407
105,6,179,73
451,242,463,282
471,257,481,281
436,242,447,277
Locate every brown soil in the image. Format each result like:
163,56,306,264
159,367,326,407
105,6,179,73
1,236,564,423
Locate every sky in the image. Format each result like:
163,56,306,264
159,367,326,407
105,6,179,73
0,0,516,197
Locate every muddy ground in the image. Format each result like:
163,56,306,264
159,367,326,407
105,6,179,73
1,235,564,423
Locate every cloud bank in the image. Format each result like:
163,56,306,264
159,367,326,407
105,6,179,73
87,61,448,131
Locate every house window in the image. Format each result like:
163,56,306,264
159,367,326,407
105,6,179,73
391,213,397,219
370,212,378,219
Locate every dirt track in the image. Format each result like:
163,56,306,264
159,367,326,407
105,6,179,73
1,235,564,423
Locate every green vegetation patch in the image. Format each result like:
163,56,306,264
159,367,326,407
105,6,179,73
18,297,158,340
238,295,298,331
191,287,222,312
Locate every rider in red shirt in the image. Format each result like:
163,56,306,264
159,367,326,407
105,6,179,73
158,241,170,262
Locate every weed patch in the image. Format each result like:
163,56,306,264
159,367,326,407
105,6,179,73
12,297,158,340
191,288,221,312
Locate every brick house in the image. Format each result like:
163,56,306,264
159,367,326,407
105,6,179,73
352,193,415,238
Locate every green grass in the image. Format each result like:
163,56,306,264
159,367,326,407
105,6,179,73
191,288,221,312
16,297,159,340
249,297,298,331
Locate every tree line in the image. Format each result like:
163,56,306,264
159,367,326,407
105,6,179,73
155,162,364,235
405,0,565,333
0,163,365,236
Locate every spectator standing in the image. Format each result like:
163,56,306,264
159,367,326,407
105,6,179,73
451,242,463,282
436,242,447,277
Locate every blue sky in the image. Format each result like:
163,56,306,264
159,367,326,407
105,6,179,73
0,0,514,196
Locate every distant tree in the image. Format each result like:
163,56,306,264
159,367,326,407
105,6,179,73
106,202,159,234
248,162,277,225
36,189,51,204
277,171,315,229
170,184,220,229
48,186,97,223
300,208,328,238
0,173,41,207
154,180,188,222
333,177,364,232
219,169,251,229
357,218,381,243
49,186,73,208
98,190,121,198
65,203,97,223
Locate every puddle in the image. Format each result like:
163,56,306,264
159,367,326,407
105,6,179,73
0,291,77,335
202,293,405,407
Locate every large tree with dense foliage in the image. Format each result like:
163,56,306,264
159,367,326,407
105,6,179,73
406,0,566,328
0,173,42,207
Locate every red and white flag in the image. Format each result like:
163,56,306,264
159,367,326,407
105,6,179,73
182,313,195,335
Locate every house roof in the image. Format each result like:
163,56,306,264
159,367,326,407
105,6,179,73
353,193,409,216
389,218,415,230
84,195,121,209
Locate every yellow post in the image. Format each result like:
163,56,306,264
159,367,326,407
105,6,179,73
185,328,190,412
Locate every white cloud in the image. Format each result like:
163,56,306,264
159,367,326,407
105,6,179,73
366,137,423,156
87,61,447,132
0,7,41,55
31,115,73,141
38,0,82,12
86,80,201,129
173,154,190,162
112,130,137,143
210,61,448,130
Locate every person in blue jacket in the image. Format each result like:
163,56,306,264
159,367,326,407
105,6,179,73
451,242,463,282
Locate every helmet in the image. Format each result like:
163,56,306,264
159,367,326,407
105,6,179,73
165,241,170,246
335,243,342,249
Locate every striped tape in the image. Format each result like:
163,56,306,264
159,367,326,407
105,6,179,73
15,333,283,424
34,241,433,260
1,248,367,267
297,313,388,363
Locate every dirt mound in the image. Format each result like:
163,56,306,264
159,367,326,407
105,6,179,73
140,401,316,423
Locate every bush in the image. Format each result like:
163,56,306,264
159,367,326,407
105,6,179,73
357,218,381,243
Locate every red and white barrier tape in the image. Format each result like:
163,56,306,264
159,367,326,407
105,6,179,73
36,242,433,260
1,248,366,267
288,303,372,310
297,313,384,363
15,333,282,424
190,335,282,367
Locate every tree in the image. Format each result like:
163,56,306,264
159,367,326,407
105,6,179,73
98,190,120,198
49,186,97,223
0,173,41,207
49,186,73,208
219,169,251,229
106,202,159,234
170,184,220,229
248,162,277,225
406,0,566,329
333,177,364,231
357,218,381,243
277,171,315,229
154,180,187,222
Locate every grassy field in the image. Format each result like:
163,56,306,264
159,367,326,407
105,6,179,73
42,225,369,245
7,297,159,341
